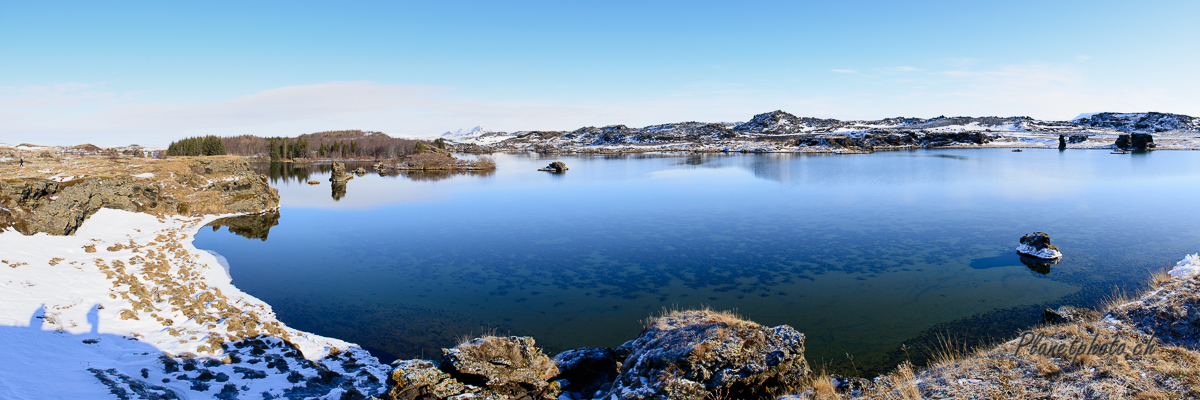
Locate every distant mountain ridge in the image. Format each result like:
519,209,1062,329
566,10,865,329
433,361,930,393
446,110,1200,142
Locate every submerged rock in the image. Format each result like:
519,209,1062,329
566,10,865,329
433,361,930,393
1016,232,1062,260
1042,305,1101,325
329,162,350,183
538,161,568,172
599,309,809,400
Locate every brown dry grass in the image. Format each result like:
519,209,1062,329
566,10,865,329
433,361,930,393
645,305,755,330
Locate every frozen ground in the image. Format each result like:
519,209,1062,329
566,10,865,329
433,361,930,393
0,209,389,399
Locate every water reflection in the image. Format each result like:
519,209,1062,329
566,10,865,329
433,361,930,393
331,182,347,201
198,150,1200,377
1020,255,1060,275
205,211,280,241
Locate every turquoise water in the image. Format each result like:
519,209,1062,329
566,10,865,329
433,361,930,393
194,150,1200,375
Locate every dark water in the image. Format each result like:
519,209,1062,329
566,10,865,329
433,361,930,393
195,150,1200,375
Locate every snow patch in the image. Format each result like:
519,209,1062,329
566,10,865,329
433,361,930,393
1016,244,1062,260
1168,253,1200,280
131,172,154,178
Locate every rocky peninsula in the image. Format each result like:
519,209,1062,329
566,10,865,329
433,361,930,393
2,152,1198,399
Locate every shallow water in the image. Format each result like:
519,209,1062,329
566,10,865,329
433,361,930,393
195,150,1200,374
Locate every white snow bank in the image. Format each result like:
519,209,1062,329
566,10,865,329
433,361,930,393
131,172,154,178
1016,244,1062,260
0,208,387,399
1169,253,1200,280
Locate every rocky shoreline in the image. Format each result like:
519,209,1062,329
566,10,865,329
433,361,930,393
2,154,1198,399
449,110,1200,155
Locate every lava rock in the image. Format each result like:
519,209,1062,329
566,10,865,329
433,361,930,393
1017,232,1062,260
553,347,624,397
329,162,350,183
383,360,470,400
353,167,367,176
538,161,568,172
1116,133,1155,150
443,336,559,389
600,310,809,400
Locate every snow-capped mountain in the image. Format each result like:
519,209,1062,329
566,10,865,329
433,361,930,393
441,126,493,138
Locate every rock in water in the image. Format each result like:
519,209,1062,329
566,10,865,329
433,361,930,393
353,167,367,176
537,161,568,172
1017,232,1062,260
329,162,350,183
1116,133,1155,151
1059,134,1067,150
599,309,809,400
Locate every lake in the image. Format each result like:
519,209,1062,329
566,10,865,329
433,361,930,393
194,149,1200,375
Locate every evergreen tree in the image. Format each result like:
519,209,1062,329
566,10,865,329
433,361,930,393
415,141,427,153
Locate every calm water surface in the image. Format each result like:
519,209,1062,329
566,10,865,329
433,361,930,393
194,150,1200,374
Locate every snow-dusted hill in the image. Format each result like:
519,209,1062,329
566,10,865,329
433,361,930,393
450,110,1200,153
440,125,493,138
1072,112,1200,133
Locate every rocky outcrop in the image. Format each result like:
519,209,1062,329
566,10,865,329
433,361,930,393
537,162,568,172
1016,232,1062,260
329,162,350,183
553,348,623,397
353,167,367,176
1116,133,1155,150
1041,305,1101,325
597,309,809,400
384,336,561,400
0,157,277,236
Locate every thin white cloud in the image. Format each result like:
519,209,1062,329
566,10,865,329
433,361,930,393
830,69,858,74
886,66,923,72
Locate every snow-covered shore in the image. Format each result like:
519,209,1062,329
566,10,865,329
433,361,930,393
0,208,387,398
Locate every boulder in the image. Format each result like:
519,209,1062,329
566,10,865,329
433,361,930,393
1016,232,1062,260
538,161,568,173
1116,133,1154,151
1058,134,1066,150
384,360,473,400
553,348,624,397
329,162,350,183
383,336,561,400
353,167,367,176
598,309,809,400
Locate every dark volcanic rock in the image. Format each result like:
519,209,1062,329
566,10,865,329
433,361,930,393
600,310,809,400
1059,134,1067,150
1115,133,1155,150
553,348,624,397
1017,232,1062,260
538,161,568,172
1019,255,1059,275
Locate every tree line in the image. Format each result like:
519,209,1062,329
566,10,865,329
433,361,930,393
167,136,228,156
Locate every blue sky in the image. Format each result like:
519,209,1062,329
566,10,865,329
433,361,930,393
2,1,1198,145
